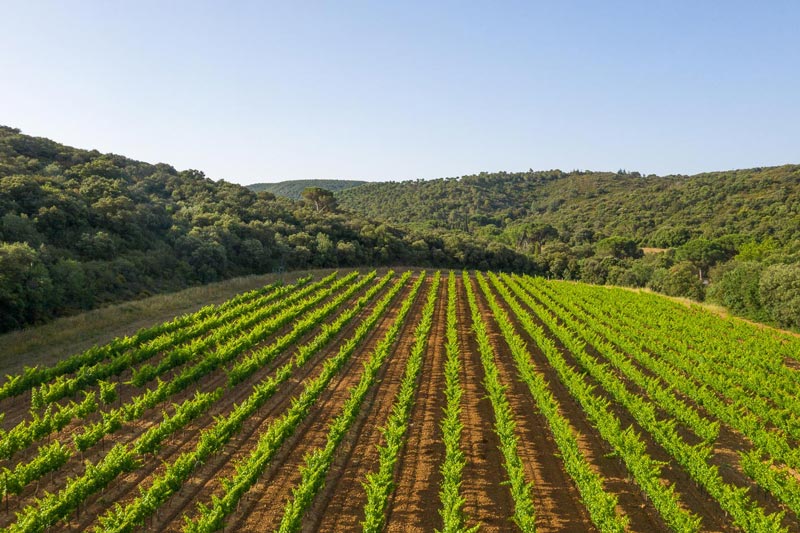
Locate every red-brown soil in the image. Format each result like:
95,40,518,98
1,271,794,533
382,279,447,532
306,278,430,532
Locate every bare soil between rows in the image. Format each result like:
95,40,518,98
2,271,793,532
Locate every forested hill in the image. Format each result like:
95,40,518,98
338,167,800,330
248,179,367,199
2,125,799,332
0,127,531,332
337,166,800,246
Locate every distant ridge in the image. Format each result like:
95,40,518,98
336,165,800,244
3,123,799,332
248,179,367,199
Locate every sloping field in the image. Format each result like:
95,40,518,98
1,270,799,532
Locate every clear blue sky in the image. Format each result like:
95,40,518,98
1,1,798,184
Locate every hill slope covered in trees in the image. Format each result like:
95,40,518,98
337,167,800,329
0,127,530,332
247,179,367,199
2,125,798,332
338,167,800,244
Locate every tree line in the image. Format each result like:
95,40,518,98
0,126,533,332
2,125,798,332
338,168,800,329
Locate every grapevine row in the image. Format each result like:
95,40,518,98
514,278,718,443
31,274,329,406
503,275,786,532
0,277,293,403
538,279,800,437
8,387,221,531
0,273,348,466
179,271,408,533
494,275,700,531
462,272,536,532
275,272,427,533
532,278,800,520
554,279,800,421
437,272,475,533
534,278,800,455
87,270,390,532
534,278,800,477
361,271,441,532
479,272,628,532
2,272,362,521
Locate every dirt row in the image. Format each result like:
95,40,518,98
3,271,793,532
471,277,597,533
0,274,385,530
84,275,403,532
383,278,447,532
304,276,433,531
536,277,800,529
497,276,798,532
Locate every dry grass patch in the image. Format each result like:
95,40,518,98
0,268,344,376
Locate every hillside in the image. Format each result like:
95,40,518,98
2,125,798,332
337,167,800,329
337,167,800,245
247,179,367,199
0,127,531,332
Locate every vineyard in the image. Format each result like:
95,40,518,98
2,270,800,532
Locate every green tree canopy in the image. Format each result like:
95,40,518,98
759,264,800,328
595,236,642,260
301,187,337,212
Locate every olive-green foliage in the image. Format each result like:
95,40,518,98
339,167,800,328
0,242,53,330
595,236,642,259
338,167,800,246
301,187,337,213
0,127,533,332
676,238,734,278
649,261,705,301
3,124,799,331
707,261,765,320
759,264,800,328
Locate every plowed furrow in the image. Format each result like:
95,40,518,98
308,279,429,532
474,283,597,533
156,278,398,531
383,279,447,532
453,277,515,532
